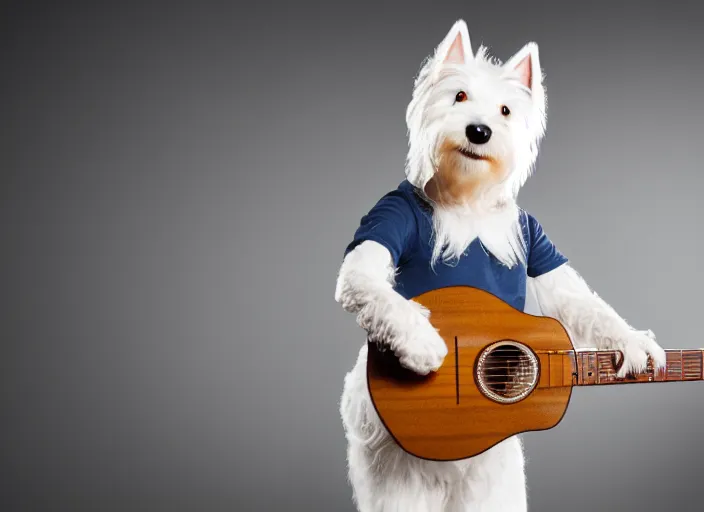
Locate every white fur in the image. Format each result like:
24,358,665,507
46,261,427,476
430,201,525,269
335,240,448,375
404,20,545,199
336,19,665,511
531,264,666,377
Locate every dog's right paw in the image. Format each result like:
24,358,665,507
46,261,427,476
396,336,447,375
356,293,449,375
391,301,448,375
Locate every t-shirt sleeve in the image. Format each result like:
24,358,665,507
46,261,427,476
524,212,568,278
344,190,417,266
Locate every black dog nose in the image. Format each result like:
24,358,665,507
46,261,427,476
466,124,492,144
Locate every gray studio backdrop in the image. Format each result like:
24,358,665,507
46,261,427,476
2,1,703,511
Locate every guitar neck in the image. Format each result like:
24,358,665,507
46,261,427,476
574,349,704,386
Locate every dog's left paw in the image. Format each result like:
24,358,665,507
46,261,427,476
616,329,667,378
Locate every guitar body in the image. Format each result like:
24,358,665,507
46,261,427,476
366,285,577,461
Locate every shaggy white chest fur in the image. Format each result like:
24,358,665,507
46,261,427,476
430,201,526,269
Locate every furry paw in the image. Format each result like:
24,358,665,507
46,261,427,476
615,329,667,378
357,294,448,375
393,301,448,375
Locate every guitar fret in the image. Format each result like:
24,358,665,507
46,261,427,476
650,357,666,382
575,348,704,386
597,352,617,384
667,350,683,381
576,351,598,386
682,350,702,380
537,351,578,388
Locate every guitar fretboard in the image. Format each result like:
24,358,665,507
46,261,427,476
575,349,704,386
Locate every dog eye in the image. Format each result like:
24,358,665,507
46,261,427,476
501,105,511,116
455,91,467,103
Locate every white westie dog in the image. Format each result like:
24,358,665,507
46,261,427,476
334,19,666,512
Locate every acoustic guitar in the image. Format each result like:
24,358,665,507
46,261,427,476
366,285,702,462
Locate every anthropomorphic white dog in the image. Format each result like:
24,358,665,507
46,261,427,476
334,19,666,512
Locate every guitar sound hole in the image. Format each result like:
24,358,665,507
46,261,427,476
475,341,539,404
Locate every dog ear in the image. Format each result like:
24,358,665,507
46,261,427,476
435,20,473,66
503,43,542,91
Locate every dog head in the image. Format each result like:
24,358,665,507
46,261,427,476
405,20,546,206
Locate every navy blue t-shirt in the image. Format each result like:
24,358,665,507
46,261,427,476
344,180,568,311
